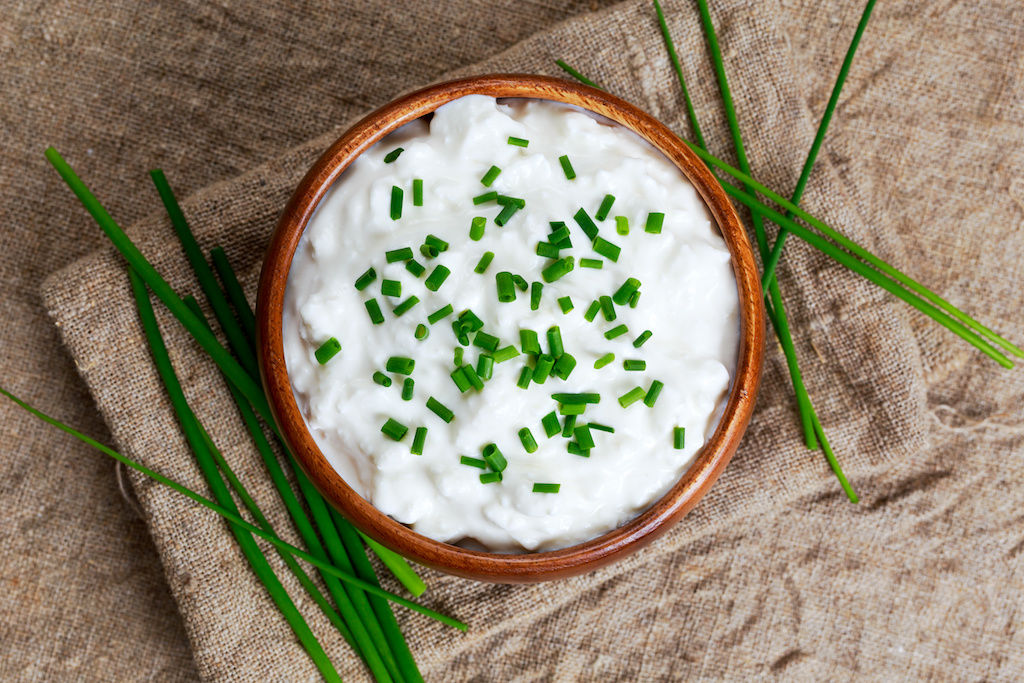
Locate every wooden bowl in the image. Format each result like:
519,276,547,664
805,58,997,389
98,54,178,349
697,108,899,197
257,74,764,582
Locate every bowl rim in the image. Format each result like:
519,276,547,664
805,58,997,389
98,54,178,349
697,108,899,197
257,73,765,583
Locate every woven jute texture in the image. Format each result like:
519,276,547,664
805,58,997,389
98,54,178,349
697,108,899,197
4,0,1023,680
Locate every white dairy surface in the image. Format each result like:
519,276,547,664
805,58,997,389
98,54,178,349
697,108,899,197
284,95,739,552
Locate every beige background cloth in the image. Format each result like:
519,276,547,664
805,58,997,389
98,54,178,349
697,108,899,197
3,0,1022,680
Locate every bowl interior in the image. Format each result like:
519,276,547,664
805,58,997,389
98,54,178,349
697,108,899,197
257,74,764,582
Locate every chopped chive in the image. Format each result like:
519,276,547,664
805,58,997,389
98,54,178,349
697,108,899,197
479,471,502,484
629,291,641,308
460,455,487,469
574,425,595,450
541,256,574,283
390,186,403,220
615,216,629,235
412,178,423,206
673,426,686,450
450,366,470,392
516,365,533,389
354,267,377,291
558,154,576,180
546,326,563,358
533,354,554,383
419,243,439,259
511,274,528,292
381,279,402,297
589,422,615,433
424,234,448,252
593,237,622,263
584,300,601,322
453,347,464,366
386,356,415,374
405,259,425,277
458,309,484,332
519,428,539,453
414,324,429,340
533,483,560,493
594,352,615,369
482,443,507,472
470,216,486,241
476,354,494,380
562,414,577,438
580,258,603,269
480,165,502,187
494,202,520,226
530,282,543,311
372,371,392,387
605,324,629,340
623,359,646,371
633,330,653,347
381,418,408,441
474,251,495,273
558,296,574,313
493,345,519,363
644,380,664,407
567,442,590,457
463,363,484,391
595,194,616,221
507,136,529,147
548,224,572,246
365,298,385,324
536,241,560,259
472,190,498,205
383,147,404,163
427,304,453,324
426,397,454,423
411,427,427,455
385,247,413,263
402,377,415,401
613,277,641,305
551,352,576,380
496,272,516,302
424,265,450,292
600,295,616,321
559,403,586,415
645,212,665,234
314,337,341,365
496,195,525,208
541,411,560,438
520,329,540,356
618,387,646,408
393,296,419,317
573,207,599,240
473,331,499,352
454,328,469,346
551,392,600,404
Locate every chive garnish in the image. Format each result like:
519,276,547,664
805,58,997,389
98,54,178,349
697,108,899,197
600,295,616,321
558,296,574,313
390,186,403,220
392,296,419,317
623,359,646,371
411,427,427,455
548,224,572,246
405,259,425,277
507,136,529,147
519,428,539,453
381,418,408,441
473,331,499,352
536,241,560,259
589,422,615,433
530,282,543,311
426,397,454,423
633,329,653,347
605,324,629,340
482,443,507,472
592,237,621,262
386,356,415,375
516,366,533,389
615,216,629,235
494,201,520,227
558,154,576,180
541,411,560,438
383,147,404,163
414,324,429,340
595,194,616,221
479,471,502,484
567,442,589,457
562,414,577,438
460,455,487,469
476,353,494,380
645,212,665,234
644,380,664,407
424,265,450,292
629,291,641,308
559,403,586,415
533,483,561,494
594,353,615,369
618,387,646,408
419,243,439,259
365,298,385,324
453,347,464,366
427,303,453,324
424,234,448,252
480,165,502,187
372,371,392,387
313,337,341,365
533,354,554,384
385,247,413,263
673,426,686,450
547,326,564,358
474,251,495,274
520,329,540,356
470,216,486,241
459,309,484,332
412,178,423,206
551,392,600,404
354,267,377,291
580,258,603,269
493,345,519,363
496,271,516,302
472,190,498,205
574,425,595,450
551,353,576,380
462,363,484,391
584,300,601,322
613,277,641,305
511,274,528,292
541,256,574,283
401,377,415,401
573,207,599,240
381,279,402,297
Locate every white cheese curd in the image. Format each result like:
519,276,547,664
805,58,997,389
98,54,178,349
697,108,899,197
284,95,739,552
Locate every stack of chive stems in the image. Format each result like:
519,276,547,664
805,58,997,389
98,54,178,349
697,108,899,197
40,150,466,681
558,0,1021,500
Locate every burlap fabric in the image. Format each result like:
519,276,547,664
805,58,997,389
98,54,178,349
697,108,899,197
3,0,1022,680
